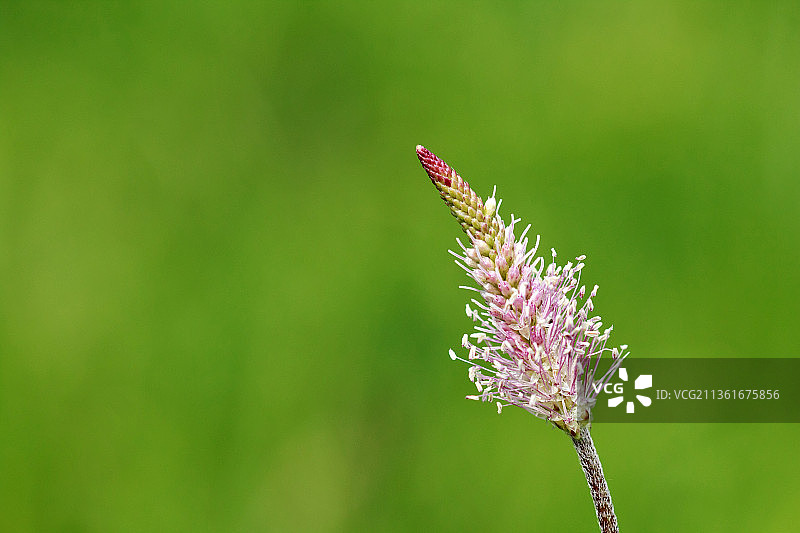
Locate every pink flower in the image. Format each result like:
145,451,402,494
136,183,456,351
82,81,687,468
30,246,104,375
417,145,627,436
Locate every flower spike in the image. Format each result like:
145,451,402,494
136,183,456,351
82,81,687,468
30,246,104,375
416,145,627,437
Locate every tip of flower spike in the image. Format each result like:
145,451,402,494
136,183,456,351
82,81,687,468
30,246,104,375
415,144,455,188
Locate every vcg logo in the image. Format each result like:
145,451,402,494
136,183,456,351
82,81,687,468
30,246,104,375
593,368,653,414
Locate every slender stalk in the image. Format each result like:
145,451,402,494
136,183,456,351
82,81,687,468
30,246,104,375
572,427,619,533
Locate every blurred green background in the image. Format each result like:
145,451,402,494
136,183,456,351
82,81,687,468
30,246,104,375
1,2,799,532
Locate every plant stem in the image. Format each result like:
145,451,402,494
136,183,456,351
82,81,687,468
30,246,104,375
572,427,619,533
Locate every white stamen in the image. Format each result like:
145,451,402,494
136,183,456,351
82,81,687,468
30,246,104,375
484,195,497,217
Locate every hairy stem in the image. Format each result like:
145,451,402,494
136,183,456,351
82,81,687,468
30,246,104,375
572,427,619,533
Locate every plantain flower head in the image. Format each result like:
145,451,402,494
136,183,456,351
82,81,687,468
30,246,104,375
416,145,627,436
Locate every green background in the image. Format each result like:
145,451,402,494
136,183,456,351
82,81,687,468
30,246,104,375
2,2,798,532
